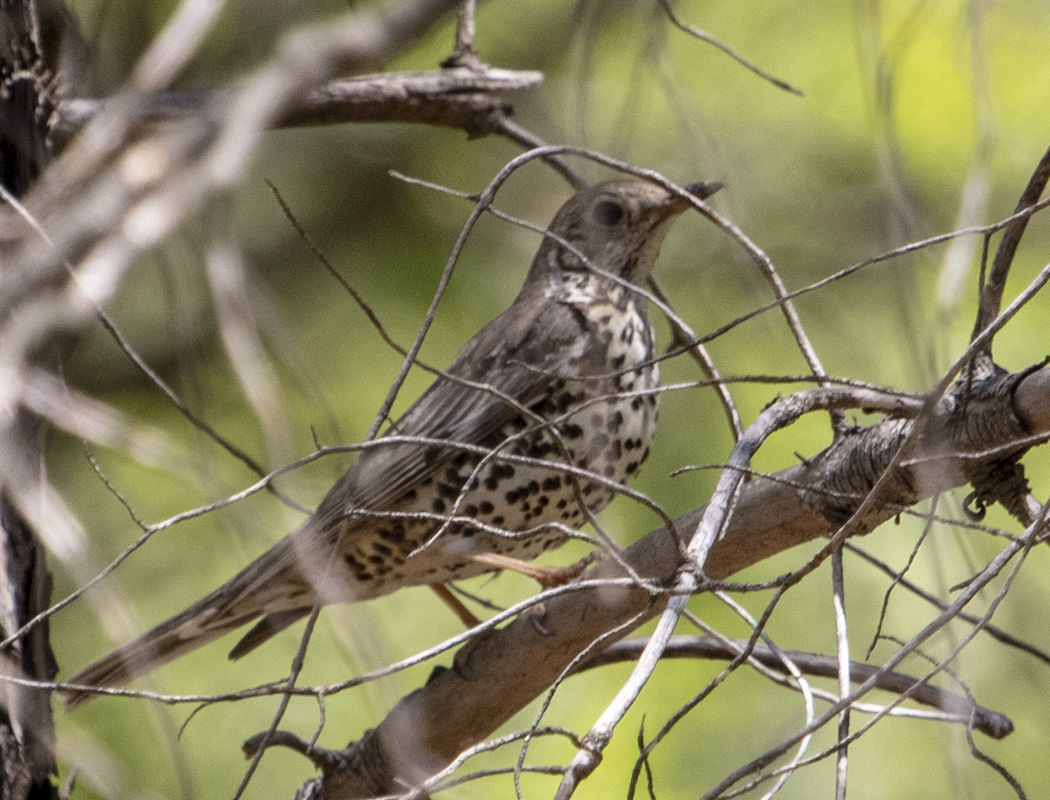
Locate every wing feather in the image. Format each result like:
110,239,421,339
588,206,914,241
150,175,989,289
313,295,587,526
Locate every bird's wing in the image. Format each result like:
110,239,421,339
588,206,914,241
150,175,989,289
310,293,591,529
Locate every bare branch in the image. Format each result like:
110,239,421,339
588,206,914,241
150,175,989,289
587,636,1013,740
53,68,543,143
657,0,803,96
971,145,1050,361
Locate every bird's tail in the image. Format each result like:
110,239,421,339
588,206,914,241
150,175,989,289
60,539,313,710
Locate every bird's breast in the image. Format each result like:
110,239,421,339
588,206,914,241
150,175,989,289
337,281,661,592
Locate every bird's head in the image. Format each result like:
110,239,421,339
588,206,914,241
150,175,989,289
528,179,721,287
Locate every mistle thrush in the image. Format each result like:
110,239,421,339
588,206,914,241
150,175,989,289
62,178,719,707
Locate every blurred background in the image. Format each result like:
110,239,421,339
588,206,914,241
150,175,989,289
47,0,1050,797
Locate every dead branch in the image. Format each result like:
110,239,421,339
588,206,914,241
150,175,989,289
587,636,1013,740
51,67,543,144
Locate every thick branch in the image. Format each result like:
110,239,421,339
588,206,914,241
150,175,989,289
318,367,1049,798
51,67,543,143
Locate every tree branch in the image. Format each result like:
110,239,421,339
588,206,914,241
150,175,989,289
310,366,1050,798
51,67,543,143
587,636,1013,740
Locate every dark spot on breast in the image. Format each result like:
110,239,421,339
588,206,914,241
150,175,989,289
377,526,406,544
563,423,584,439
611,353,626,369
464,504,478,516
603,464,616,477
556,392,580,413
528,440,554,459
479,500,494,514
481,463,516,491
344,553,365,570
432,498,446,514
542,476,562,492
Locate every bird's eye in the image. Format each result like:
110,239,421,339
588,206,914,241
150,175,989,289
592,200,625,226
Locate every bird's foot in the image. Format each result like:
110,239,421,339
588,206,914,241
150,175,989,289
468,552,595,588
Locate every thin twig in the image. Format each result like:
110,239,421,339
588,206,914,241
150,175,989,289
232,606,322,800
648,276,742,441
831,550,850,800
443,0,483,70
847,540,1050,667
586,636,1012,739
657,0,803,96
971,144,1050,360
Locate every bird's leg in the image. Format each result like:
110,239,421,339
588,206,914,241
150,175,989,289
430,552,595,629
467,552,595,588
430,584,483,627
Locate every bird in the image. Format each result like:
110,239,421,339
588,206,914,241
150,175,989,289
61,177,719,708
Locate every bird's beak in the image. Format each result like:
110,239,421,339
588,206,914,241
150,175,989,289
662,181,723,216
683,181,723,202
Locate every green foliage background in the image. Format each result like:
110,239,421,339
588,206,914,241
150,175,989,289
49,1,1050,797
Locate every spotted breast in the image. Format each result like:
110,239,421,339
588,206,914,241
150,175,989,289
338,275,659,590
